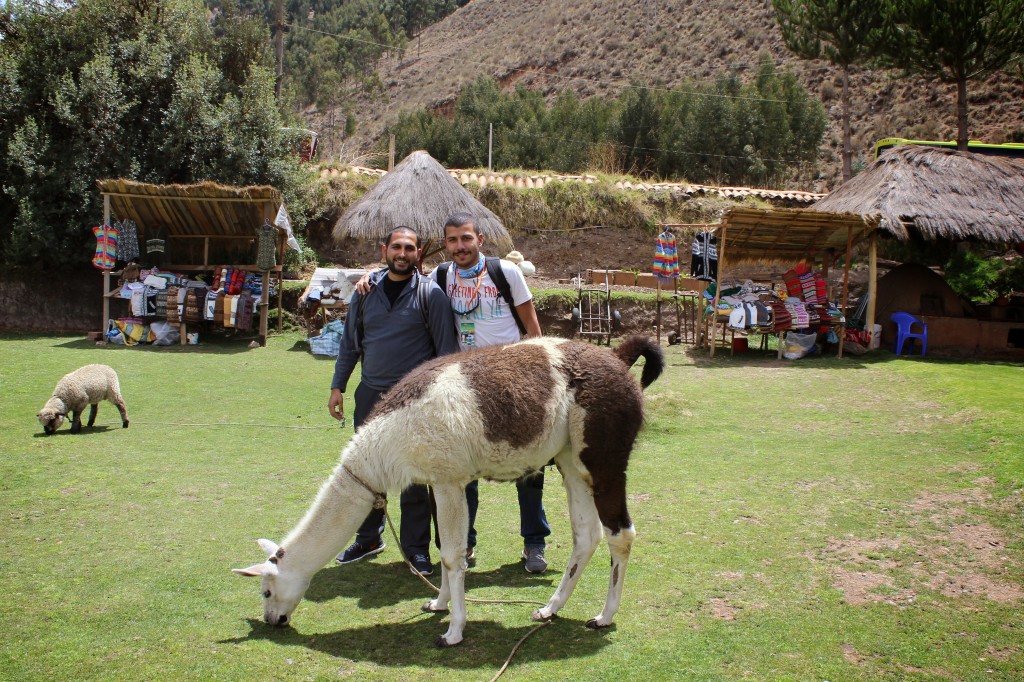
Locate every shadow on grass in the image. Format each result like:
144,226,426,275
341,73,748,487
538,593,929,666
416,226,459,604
224,557,617,667
53,335,256,354
31,424,119,438
304,559,556,609
221,614,613,667
286,338,337,358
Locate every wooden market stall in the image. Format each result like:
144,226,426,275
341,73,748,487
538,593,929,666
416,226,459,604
95,180,289,347
704,206,880,358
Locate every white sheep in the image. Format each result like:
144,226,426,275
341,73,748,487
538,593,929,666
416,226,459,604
234,335,664,647
37,364,130,435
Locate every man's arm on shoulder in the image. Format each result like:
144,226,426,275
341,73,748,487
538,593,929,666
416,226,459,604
426,282,460,355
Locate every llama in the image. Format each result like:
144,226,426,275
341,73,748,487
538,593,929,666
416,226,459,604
37,364,129,435
234,335,663,647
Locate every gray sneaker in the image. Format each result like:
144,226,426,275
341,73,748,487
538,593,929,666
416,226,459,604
522,546,547,574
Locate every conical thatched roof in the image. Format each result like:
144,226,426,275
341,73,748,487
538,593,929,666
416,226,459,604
812,146,1024,242
333,150,513,255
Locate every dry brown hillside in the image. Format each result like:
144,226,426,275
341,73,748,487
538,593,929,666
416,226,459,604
318,0,1024,191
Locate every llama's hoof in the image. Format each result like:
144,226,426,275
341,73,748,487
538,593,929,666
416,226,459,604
531,608,555,623
433,634,462,648
422,600,447,613
585,617,612,629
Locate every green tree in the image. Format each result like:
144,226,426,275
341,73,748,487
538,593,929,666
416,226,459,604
883,0,1024,151
0,0,308,268
771,0,888,181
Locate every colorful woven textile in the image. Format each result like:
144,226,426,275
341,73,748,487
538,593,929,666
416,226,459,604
653,231,680,279
92,224,118,270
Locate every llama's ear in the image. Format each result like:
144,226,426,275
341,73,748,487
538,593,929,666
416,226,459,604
232,561,278,577
257,539,280,557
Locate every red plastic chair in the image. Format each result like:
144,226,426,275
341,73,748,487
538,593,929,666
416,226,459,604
891,312,927,356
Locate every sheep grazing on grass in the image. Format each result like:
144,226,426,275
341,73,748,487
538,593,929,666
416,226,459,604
234,335,664,647
37,364,129,435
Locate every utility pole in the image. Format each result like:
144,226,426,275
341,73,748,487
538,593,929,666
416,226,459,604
274,0,284,100
488,123,493,172
388,134,396,170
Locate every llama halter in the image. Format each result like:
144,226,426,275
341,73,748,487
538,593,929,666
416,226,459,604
342,464,386,509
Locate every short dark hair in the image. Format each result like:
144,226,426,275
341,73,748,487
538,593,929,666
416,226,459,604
444,212,479,235
384,226,419,247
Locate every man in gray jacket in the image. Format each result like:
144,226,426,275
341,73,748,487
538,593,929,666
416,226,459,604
328,226,458,576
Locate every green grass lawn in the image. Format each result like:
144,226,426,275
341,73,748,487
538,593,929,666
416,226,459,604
2,332,1022,680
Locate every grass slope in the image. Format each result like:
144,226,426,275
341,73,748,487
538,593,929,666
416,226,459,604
2,333,1023,680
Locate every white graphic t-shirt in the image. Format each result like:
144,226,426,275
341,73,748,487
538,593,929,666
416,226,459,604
429,259,532,350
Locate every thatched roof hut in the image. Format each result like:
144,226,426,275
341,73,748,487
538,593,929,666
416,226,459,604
333,150,513,256
812,146,1024,242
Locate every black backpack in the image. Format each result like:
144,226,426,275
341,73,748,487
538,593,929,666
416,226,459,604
435,257,526,335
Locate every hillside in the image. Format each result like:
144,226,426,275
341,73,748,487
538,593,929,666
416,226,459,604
313,0,1024,191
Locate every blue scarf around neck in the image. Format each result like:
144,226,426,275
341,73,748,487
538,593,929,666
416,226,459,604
456,253,485,279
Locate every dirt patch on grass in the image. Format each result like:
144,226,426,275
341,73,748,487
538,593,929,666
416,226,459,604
824,478,1024,606
840,643,867,665
708,597,741,620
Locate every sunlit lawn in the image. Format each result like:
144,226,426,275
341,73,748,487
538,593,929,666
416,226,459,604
1,332,1022,680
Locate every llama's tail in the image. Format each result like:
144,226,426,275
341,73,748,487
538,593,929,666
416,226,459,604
613,335,665,389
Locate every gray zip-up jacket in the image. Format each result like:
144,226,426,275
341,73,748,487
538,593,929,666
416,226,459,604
331,270,459,393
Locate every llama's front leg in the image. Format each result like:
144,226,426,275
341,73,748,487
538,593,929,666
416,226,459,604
429,483,469,647
533,463,602,622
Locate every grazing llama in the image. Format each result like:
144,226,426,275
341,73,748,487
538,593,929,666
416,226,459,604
234,335,663,647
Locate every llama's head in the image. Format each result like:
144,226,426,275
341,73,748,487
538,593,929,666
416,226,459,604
232,539,310,627
37,406,66,434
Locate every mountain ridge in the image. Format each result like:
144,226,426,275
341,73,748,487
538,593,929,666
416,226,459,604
312,0,1024,191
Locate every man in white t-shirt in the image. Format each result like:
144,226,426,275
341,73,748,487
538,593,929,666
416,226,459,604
347,213,550,573
429,212,550,573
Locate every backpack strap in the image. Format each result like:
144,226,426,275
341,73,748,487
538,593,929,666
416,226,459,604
353,268,387,357
485,257,526,335
435,261,450,294
416,274,436,356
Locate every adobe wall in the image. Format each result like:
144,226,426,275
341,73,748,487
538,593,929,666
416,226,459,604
884,315,1024,358
0,269,103,333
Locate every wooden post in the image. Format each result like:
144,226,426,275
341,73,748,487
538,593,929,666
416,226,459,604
867,231,878,350
277,271,284,333
821,248,831,301
838,226,854,359
709,224,726,358
274,0,284,99
101,195,111,335
388,135,395,171
656,275,662,344
259,271,270,347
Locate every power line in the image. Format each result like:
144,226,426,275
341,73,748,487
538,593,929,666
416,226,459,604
495,126,811,167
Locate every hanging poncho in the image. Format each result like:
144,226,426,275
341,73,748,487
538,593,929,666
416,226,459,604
653,231,680,281
690,232,718,281
92,224,118,270
115,219,140,263
256,222,277,272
